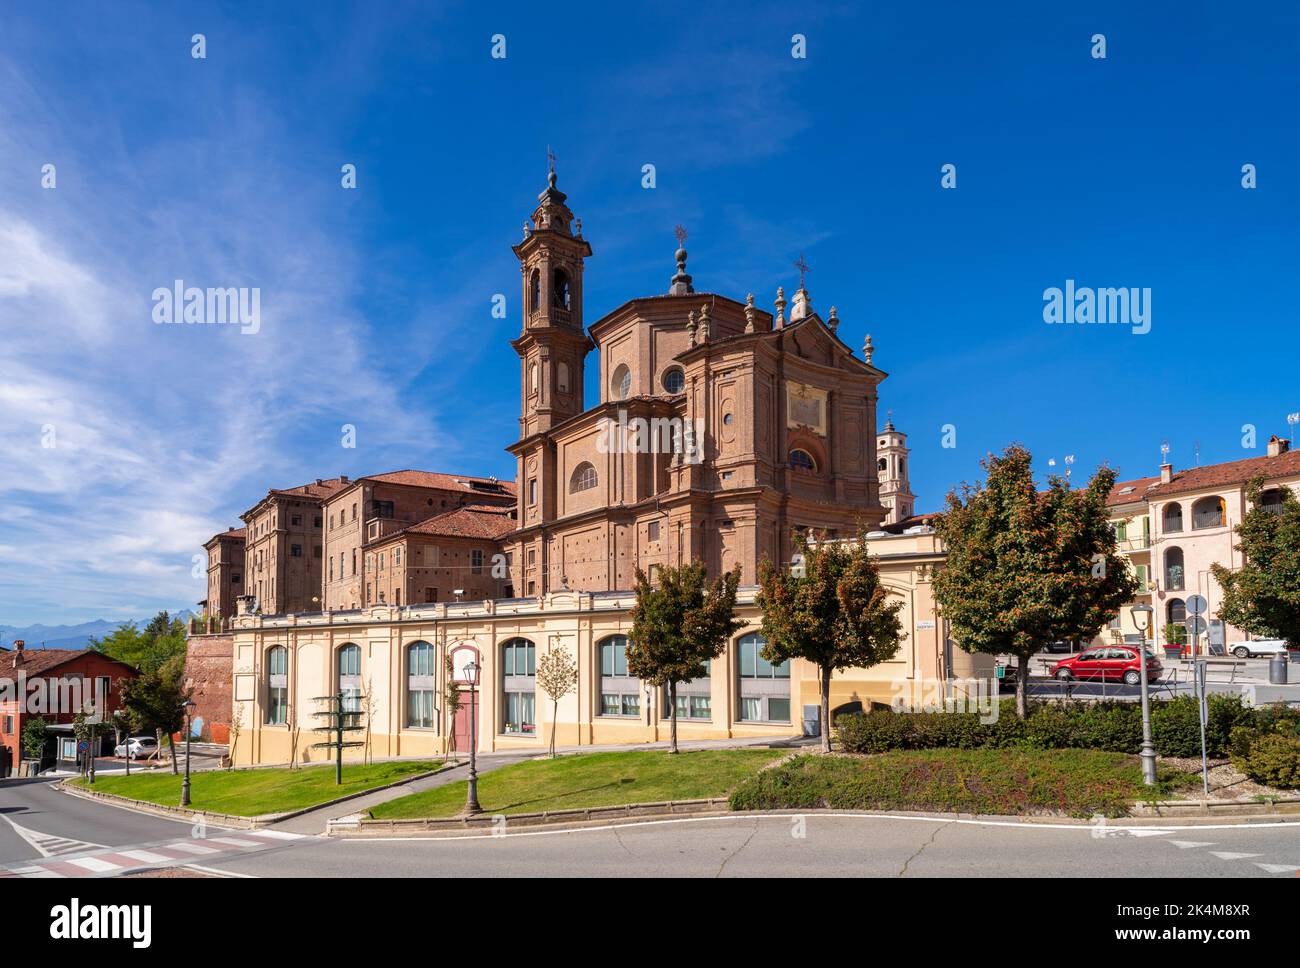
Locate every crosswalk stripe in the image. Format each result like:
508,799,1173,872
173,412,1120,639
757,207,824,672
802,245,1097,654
65,857,122,873
1168,840,1216,849
1255,863,1300,874
164,842,221,855
116,849,171,864
1209,851,1262,860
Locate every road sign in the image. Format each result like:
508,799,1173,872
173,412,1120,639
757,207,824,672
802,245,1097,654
1189,616,1208,636
76,740,89,754
1187,594,1208,616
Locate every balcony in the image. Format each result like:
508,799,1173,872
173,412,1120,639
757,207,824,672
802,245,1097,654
1114,536,1151,553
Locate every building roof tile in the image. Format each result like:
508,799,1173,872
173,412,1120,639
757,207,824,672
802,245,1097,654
1146,447,1300,498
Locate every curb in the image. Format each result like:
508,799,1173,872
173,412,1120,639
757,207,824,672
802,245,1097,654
331,797,731,836
328,796,1300,838
59,763,452,829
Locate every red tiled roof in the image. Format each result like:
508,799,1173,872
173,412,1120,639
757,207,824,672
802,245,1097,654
205,526,246,546
1146,447,1300,498
1106,475,1163,507
270,477,352,500
358,470,516,496
396,504,518,541
3,648,134,677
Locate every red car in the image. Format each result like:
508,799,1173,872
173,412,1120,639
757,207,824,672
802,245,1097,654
1051,646,1162,685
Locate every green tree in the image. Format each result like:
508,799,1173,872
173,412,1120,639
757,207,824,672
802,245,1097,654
21,716,48,761
757,531,906,752
535,644,579,759
1212,477,1300,646
626,562,743,753
118,654,190,774
90,610,187,674
932,444,1139,719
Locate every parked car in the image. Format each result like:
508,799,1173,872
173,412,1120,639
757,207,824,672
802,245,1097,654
1229,639,1291,659
1051,646,1162,685
113,736,159,760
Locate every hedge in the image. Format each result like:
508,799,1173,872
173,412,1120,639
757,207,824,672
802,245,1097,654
835,695,1290,759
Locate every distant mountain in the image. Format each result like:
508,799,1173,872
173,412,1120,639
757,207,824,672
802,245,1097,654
0,609,198,651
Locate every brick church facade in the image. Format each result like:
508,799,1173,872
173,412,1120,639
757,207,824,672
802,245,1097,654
211,171,970,765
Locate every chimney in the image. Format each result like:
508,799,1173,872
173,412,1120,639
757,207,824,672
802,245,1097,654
315,478,323,486
14,639,24,651
1267,435,1290,458
341,475,349,483
1159,462,1173,484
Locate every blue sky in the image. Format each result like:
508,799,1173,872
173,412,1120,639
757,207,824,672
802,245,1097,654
1,1,1297,627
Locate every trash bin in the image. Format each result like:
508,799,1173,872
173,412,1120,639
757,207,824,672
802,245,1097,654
1269,653,1288,684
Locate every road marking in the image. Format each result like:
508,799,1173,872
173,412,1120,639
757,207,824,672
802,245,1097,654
1168,840,1216,849
208,837,261,848
116,849,171,864
64,857,122,873
1209,851,1262,860
182,863,258,878
1255,863,1300,874
163,841,221,855
0,814,107,858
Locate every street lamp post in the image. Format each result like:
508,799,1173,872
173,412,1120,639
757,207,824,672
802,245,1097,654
463,660,482,814
179,699,196,807
1131,603,1157,785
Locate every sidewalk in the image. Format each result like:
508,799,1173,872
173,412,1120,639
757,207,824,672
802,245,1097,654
269,733,811,834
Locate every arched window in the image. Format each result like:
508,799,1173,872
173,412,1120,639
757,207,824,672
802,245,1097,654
557,361,570,394
529,269,540,313
1164,546,1185,591
1162,503,1183,533
501,638,536,734
789,449,817,472
407,641,435,729
611,364,631,401
266,646,288,725
337,643,361,713
598,635,639,717
570,462,598,493
1167,598,1187,625
736,632,790,723
877,457,888,473
661,367,685,394
552,269,570,310
1260,489,1286,515
1192,496,1225,529
528,363,539,396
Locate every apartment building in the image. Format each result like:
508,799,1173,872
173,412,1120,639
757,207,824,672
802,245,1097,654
241,477,350,614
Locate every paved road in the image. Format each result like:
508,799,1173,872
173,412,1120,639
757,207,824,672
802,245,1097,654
2,776,1298,877
200,813,1300,878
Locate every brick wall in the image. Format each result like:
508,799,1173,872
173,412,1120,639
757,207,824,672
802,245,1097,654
183,633,234,744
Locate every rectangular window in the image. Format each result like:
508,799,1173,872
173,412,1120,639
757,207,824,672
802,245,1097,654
503,692,535,734
314,545,322,558
528,479,537,505
740,697,761,721
767,698,791,723
372,500,395,519
648,520,660,542
231,573,241,584
291,544,303,557
314,516,322,528
395,547,402,566
291,514,302,526
425,587,437,603
472,549,483,574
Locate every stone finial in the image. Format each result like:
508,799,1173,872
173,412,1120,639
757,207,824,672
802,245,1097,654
774,286,787,327
828,306,839,332
744,293,756,333
575,217,582,237
670,225,694,295
862,333,874,363
687,310,697,346
523,221,532,240
698,302,712,340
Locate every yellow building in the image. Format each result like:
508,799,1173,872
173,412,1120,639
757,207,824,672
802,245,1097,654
228,528,988,765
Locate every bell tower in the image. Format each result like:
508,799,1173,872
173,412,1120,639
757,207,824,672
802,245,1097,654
511,165,593,438
877,415,915,525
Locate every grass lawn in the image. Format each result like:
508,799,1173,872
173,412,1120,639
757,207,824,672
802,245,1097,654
728,749,1198,818
369,749,783,820
74,760,440,816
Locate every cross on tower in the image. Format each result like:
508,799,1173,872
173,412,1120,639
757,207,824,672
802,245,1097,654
547,145,556,174
794,253,810,290
674,224,688,247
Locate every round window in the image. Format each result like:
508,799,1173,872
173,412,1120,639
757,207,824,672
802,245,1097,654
611,364,631,401
662,367,685,394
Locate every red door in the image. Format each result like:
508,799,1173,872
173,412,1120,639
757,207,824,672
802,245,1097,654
453,702,473,755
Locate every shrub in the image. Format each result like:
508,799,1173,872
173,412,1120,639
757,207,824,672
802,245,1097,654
1231,733,1300,790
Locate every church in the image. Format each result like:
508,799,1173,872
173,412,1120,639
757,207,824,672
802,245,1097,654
223,171,984,766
